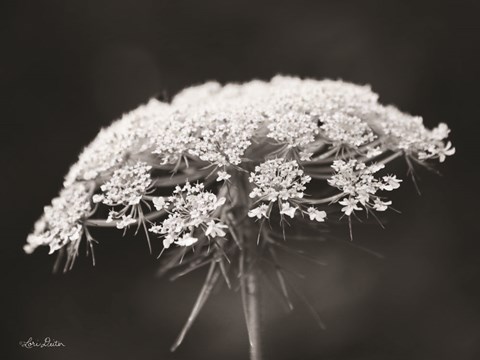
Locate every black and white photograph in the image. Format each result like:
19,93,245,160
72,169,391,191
2,1,479,359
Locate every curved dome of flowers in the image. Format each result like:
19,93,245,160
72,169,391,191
26,75,454,263
64,75,453,186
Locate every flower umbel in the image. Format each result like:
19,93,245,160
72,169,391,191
149,182,227,249
249,159,311,202
328,159,402,216
24,183,92,270
25,76,454,358
94,162,153,206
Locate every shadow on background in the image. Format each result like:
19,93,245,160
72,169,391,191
1,0,479,359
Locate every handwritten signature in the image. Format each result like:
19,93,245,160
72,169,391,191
19,337,65,349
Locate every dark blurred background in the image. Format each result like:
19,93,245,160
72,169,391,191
1,0,479,359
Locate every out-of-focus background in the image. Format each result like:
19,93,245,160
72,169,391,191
1,0,479,359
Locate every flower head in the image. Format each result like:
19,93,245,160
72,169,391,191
380,175,402,191
320,112,376,147
24,183,92,254
205,221,228,238
152,196,166,210
175,233,198,247
64,99,167,187
115,214,137,229
26,76,453,269
306,207,327,222
248,204,270,219
24,75,455,354
249,159,311,202
372,198,392,211
216,171,231,182
267,112,319,148
377,108,455,162
329,159,401,215
280,202,298,218
96,162,152,206
339,198,362,216
149,182,228,248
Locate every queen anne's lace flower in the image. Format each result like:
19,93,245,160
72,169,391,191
280,202,298,218
216,171,231,182
249,159,311,202
109,214,137,229
24,183,92,254
328,159,401,216
267,112,319,148
94,162,152,206
24,217,48,254
24,75,455,356
365,146,383,159
248,204,270,219
419,140,455,163
153,104,260,166
187,110,260,166
372,198,392,211
319,112,376,147
61,76,452,191
380,175,402,191
25,75,454,261
376,107,455,162
151,114,197,165
338,198,362,216
64,99,168,187
152,197,166,210
205,221,228,238
307,207,327,222
175,233,199,247
149,182,227,248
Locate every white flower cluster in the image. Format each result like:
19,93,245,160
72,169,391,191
152,109,260,166
249,159,311,202
185,109,260,166
63,76,454,186
378,106,455,162
64,99,168,187
248,159,326,221
21,74,458,360
267,112,319,148
93,162,152,206
106,212,138,230
25,76,454,258
320,112,376,147
149,182,227,249
24,183,92,254
328,159,402,216
153,87,262,166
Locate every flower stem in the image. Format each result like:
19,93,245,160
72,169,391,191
234,168,264,360
83,209,165,227
246,264,263,360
